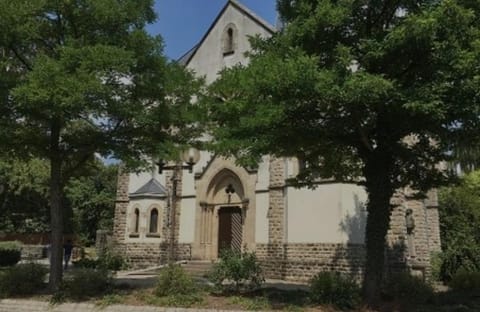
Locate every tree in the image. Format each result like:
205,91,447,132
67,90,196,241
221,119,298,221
438,170,480,280
0,158,50,233
204,0,480,302
0,158,117,243
65,161,118,245
0,0,201,291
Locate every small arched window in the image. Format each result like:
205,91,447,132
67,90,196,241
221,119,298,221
134,209,140,233
226,28,234,52
222,24,237,56
149,208,159,233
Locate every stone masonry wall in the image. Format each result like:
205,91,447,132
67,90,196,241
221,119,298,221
256,243,366,282
386,189,442,279
125,243,192,269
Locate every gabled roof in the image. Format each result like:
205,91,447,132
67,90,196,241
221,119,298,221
177,0,276,66
129,178,167,199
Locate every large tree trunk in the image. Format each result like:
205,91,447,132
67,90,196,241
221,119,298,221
48,124,63,291
362,153,395,304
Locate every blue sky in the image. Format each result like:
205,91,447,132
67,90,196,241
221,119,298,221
147,0,278,60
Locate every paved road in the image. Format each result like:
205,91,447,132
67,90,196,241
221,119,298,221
0,299,247,312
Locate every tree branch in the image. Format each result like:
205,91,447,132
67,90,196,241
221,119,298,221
9,45,32,71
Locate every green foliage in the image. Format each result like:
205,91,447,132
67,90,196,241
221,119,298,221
72,258,99,269
449,271,480,291
430,252,444,282
156,264,197,297
204,0,480,301
98,251,127,271
0,159,50,233
65,163,118,244
309,271,361,309
96,294,125,307
0,263,47,297
153,264,203,307
73,251,127,271
0,0,202,289
209,250,265,292
0,241,22,267
59,269,113,300
144,292,204,308
439,170,480,280
382,273,434,304
229,295,271,311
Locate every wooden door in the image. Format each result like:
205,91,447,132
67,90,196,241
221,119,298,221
218,207,242,255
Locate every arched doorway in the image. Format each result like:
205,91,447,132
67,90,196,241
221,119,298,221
195,168,250,259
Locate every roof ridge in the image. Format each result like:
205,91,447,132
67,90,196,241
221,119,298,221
228,0,276,33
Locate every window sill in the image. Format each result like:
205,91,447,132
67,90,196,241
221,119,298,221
129,233,140,238
146,233,161,238
223,51,235,57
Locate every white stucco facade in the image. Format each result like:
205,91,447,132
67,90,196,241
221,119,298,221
121,0,368,256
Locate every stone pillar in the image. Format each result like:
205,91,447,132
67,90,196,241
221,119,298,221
165,167,183,260
425,189,441,253
386,188,442,280
267,157,286,279
113,166,130,252
96,230,108,257
268,158,285,243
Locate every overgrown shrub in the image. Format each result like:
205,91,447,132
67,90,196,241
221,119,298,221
449,270,480,291
156,264,197,296
0,241,22,267
72,251,127,271
209,250,264,292
98,251,126,271
0,263,47,296
59,269,112,300
382,273,434,304
439,171,480,281
153,265,203,306
72,258,98,269
309,271,361,310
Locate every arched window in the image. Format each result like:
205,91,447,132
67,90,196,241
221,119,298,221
222,24,237,56
149,208,159,233
134,209,140,233
226,28,234,52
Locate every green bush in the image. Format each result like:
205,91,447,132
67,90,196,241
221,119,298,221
72,258,98,269
60,268,112,300
72,251,127,271
98,251,127,271
309,271,361,310
449,270,480,291
153,265,203,306
0,241,22,267
439,172,480,281
0,263,47,297
383,272,434,304
156,264,197,297
209,250,264,292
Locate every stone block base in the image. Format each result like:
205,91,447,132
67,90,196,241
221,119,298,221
115,243,192,269
256,243,366,282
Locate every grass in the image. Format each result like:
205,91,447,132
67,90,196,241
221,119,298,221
2,268,480,312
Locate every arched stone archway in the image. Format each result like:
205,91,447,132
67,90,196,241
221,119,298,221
192,157,256,260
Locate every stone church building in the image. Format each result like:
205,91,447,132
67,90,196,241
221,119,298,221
113,0,441,282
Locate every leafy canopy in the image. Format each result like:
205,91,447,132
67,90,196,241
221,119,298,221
439,170,480,280
205,0,480,301
0,0,202,290
207,0,480,190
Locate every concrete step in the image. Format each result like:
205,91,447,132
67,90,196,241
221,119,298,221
181,261,214,277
